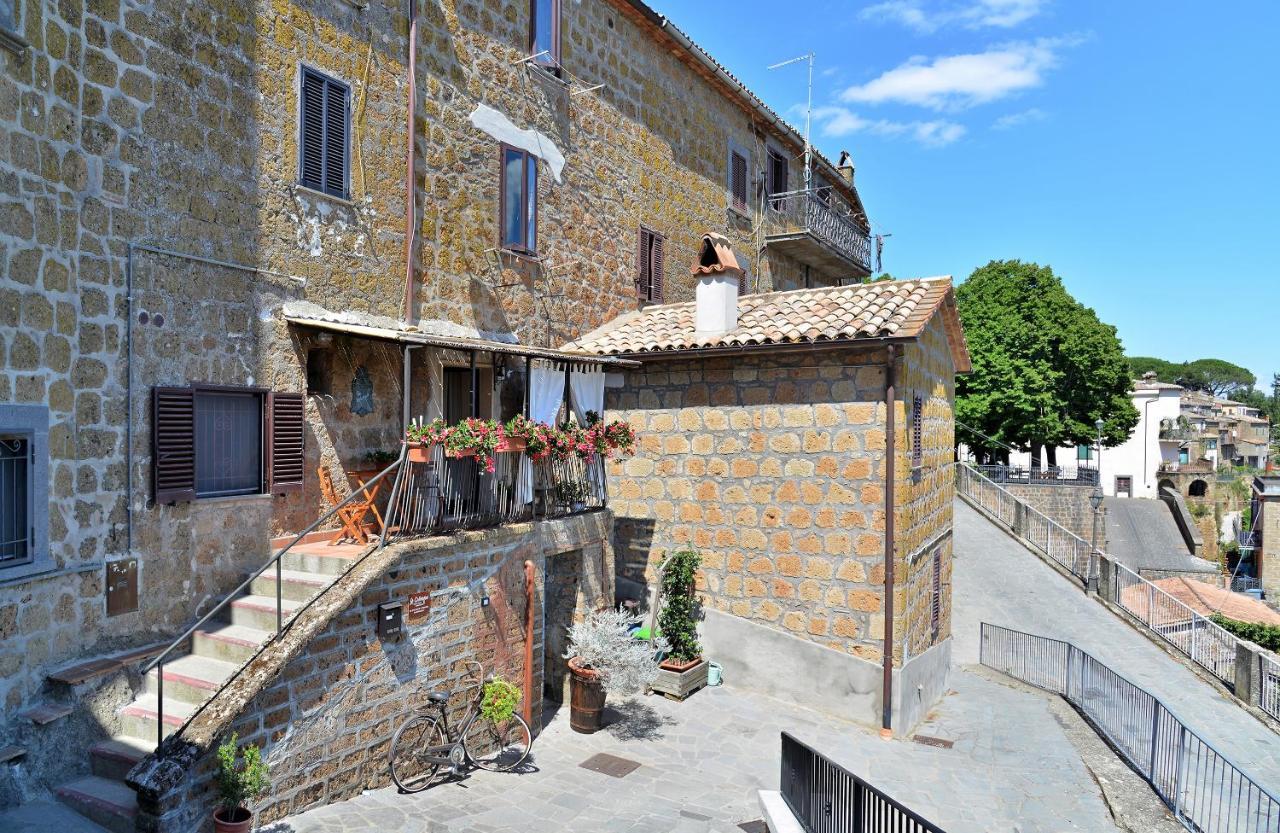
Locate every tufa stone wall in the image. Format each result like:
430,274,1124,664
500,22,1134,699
1004,483,1104,547
135,512,612,830
606,346,896,663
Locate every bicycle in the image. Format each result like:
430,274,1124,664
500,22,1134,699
387,661,534,792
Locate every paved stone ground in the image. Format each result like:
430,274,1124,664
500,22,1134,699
0,800,111,833
954,499,1280,789
1103,497,1216,573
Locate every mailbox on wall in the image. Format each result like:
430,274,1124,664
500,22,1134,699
377,602,403,641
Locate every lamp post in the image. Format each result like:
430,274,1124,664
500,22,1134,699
1089,418,1105,590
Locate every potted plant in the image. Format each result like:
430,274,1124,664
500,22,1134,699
444,417,503,473
554,479,591,512
501,414,542,454
364,449,397,468
213,733,269,833
650,549,708,700
480,676,522,724
405,418,449,463
564,608,657,733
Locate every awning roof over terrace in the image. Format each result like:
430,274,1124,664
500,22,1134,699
283,304,640,368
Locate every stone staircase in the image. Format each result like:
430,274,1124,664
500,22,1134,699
53,542,367,833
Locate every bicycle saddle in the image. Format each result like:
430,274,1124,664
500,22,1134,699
425,690,449,704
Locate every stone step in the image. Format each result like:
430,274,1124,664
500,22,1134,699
54,775,137,833
281,544,365,576
89,737,152,781
143,655,240,705
119,695,194,744
228,594,300,632
192,623,272,665
249,568,332,603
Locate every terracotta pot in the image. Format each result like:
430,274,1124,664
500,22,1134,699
659,655,703,673
213,807,253,833
405,441,432,463
567,656,606,734
445,446,477,459
497,436,527,452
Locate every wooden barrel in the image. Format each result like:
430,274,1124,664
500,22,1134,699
568,659,606,734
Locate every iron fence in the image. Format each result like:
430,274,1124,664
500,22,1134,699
971,463,1101,486
767,188,873,273
1261,654,1280,723
981,624,1280,833
780,732,947,833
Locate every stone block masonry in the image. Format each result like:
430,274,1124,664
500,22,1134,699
1006,484,1106,548
129,511,613,831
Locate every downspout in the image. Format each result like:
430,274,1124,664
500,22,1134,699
523,559,535,729
402,344,421,431
1141,394,1156,494
125,245,135,558
401,0,418,325
881,344,897,739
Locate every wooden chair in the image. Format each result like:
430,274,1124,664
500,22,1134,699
318,466,369,545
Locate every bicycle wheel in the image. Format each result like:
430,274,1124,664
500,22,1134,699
388,713,445,792
461,712,532,772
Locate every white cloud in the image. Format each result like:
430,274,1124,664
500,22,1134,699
861,0,1047,33
813,106,966,148
838,38,1070,111
992,107,1046,129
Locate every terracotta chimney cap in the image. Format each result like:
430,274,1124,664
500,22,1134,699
691,233,744,278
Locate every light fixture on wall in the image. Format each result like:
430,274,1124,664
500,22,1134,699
312,331,334,348
493,354,508,384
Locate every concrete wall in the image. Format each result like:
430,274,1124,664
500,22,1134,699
131,511,613,830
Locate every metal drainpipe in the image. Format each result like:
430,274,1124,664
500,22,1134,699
881,343,897,738
523,559,535,729
402,0,418,325
402,344,420,431
125,244,135,557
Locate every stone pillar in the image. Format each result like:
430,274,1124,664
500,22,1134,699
1013,501,1026,538
1095,554,1114,601
1235,640,1260,707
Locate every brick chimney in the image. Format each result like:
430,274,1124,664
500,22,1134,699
692,233,743,335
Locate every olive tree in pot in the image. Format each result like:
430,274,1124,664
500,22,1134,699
213,733,269,833
565,608,657,733
651,549,708,699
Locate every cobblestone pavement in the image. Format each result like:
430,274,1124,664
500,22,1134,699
0,800,111,833
954,499,1280,790
271,672,1126,832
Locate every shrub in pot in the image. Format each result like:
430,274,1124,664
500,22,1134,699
564,608,657,733
213,733,269,833
651,549,708,699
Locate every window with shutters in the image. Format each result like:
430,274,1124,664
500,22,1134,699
911,394,924,468
636,226,665,304
528,0,561,71
0,404,47,576
500,145,538,255
152,386,304,503
930,547,942,642
298,66,349,199
767,148,789,210
730,151,748,212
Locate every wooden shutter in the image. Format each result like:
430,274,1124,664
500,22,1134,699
737,270,747,296
322,78,347,199
651,232,664,303
267,392,306,495
731,151,747,210
152,387,196,504
300,70,325,192
636,227,651,301
930,548,942,641
912,394,924,467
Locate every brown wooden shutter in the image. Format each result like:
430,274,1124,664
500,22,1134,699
931,548,942,641
738,270,747,296
636,227,651,301
912,394,924,467
651,232,665,303
152,387,196,504
731,152,747,210
267,392,306,495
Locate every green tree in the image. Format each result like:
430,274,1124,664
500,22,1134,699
1128,356,1182,381
956,260,1139,465
1182,358,1255,398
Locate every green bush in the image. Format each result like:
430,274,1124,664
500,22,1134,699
1210,614,1280,653
215,733,269,815
480,676,522,724
658,549,702,662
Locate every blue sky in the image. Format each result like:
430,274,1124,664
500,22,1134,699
656,1,1280,388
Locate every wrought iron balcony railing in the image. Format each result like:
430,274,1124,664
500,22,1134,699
765,189,873,274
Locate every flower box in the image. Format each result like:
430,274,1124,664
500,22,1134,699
650,657,708,700
404,441,434,463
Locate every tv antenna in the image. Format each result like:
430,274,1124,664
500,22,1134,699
767,52,815,189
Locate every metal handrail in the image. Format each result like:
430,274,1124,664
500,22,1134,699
140,447,408,749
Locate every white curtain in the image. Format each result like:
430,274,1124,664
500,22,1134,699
569,363,606,500
518,361,566,504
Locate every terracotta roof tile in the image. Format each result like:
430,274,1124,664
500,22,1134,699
564,277,970,371
1120,576,1280,626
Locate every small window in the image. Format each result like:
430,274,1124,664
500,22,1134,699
730,150,748,212
306,349,333,396
299,66,350,199
930,547,942,642
1076,444,1093,462
529,0,561,70
636,226,665,304
910,394,924,468
500,146,538,255
195,390,263,498
767,148,789,209
0,436,31,566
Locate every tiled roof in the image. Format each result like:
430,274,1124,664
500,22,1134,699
1121,577,1280,627
564,277,970,371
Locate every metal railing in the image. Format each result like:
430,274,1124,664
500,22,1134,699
956,463,1093,582
970,463,1100,486
1261,654,1280,722
767,188,873,273
981,623,1280,833
780,732,947,833
140,449,409,749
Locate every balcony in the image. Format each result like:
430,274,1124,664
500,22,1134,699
763,189,873,276
1159,418,1197,442
972,464,1100,487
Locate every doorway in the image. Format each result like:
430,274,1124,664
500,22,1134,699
544,548,584,703
1115,476,1133,498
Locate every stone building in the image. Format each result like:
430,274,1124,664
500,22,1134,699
568,239,970,734
0,0,902,828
